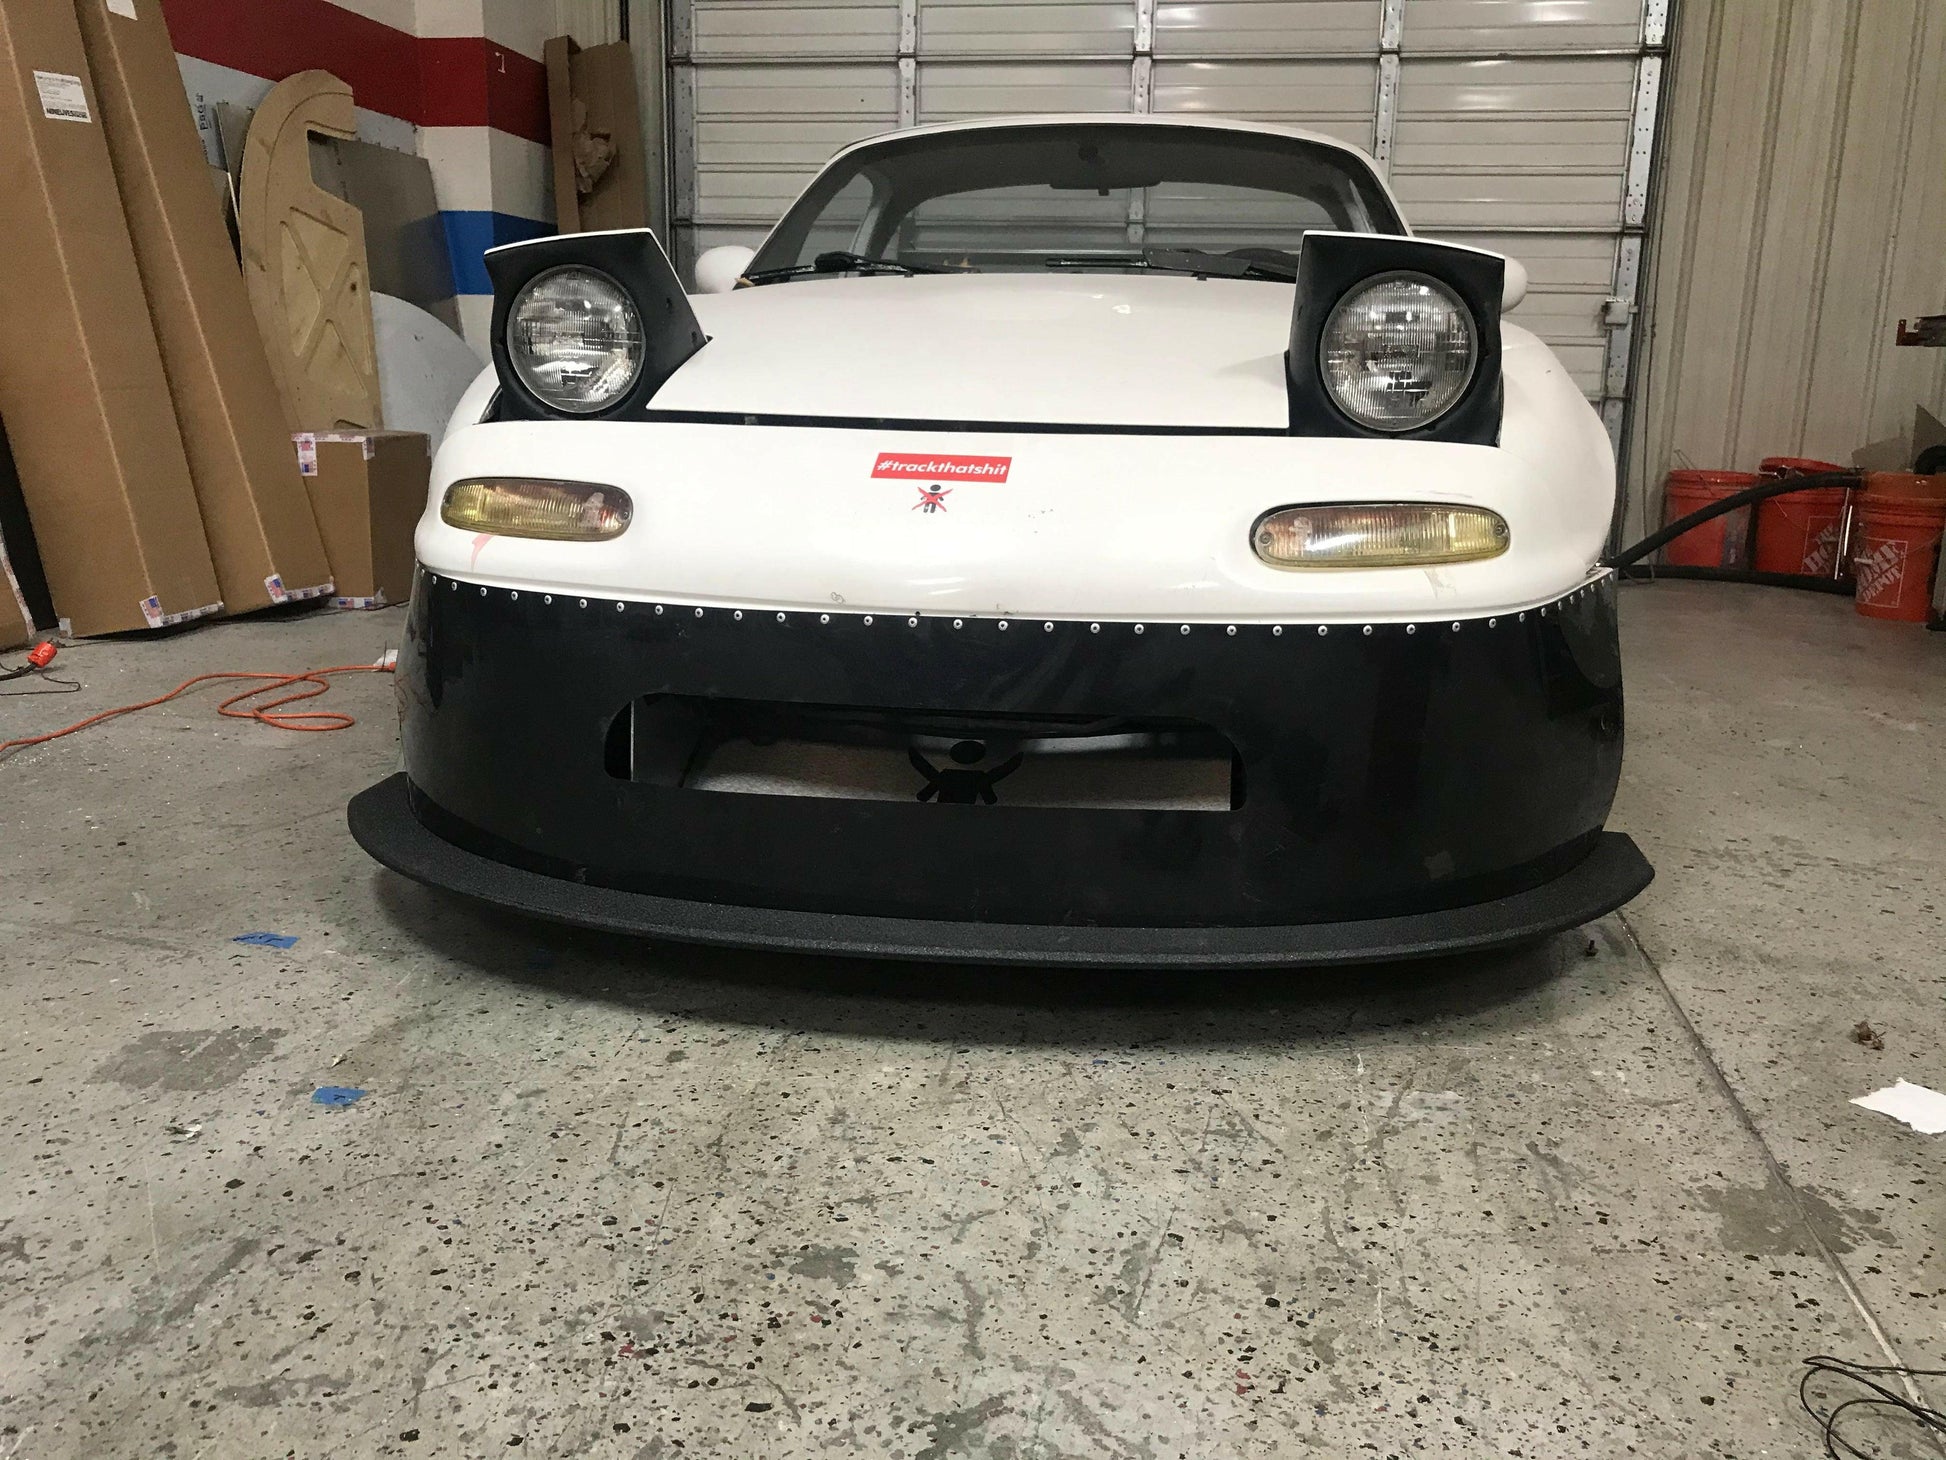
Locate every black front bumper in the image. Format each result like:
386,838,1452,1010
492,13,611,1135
352,570,1650,966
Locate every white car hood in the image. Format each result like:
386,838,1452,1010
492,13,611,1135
667,273,1294,430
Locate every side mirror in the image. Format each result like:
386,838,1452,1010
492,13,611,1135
694,244,757,294
1501,256,1528,312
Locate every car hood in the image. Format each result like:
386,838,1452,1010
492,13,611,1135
666,273,1296,430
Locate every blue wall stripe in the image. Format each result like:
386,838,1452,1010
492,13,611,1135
440,210,553,295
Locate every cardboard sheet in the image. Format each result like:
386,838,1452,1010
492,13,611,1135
295,430,428,607
77,0,335,615
0,0,221,634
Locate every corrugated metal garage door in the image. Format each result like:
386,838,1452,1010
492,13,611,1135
666,0,1669,447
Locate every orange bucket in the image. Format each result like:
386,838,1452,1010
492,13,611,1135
1854,491,1946,621
1753,458,1849,576
1862,472,1946,503
1662,470,1758,568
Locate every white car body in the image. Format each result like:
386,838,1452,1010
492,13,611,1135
355,113,1648,968
420,116,1612,626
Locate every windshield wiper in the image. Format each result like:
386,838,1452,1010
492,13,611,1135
742,250,953,285
1043,248,1298,282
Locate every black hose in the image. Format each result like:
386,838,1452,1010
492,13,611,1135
1602,470,1861,571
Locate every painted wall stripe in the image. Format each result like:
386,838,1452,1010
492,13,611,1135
418,126,551,222
159,0,546,143
418,37,546,145
441,210,552,295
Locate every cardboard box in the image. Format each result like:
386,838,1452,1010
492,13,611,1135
0,539,29,650
75,0,334,616
0,0,220,635
0,0,221,634
296,431,428,608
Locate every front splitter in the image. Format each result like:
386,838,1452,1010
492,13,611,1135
350,773,1652,968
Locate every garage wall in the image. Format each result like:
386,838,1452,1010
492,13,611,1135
664,0,1671,435
159,0,555,349
1624,0,1946,543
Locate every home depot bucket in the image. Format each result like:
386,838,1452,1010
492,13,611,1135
1854,493,1946,622
1752,458,1849,576
1662,470,1758,568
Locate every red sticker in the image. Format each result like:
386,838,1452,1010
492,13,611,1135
872,452,1011,482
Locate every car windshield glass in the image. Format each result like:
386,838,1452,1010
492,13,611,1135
747,122,1401,281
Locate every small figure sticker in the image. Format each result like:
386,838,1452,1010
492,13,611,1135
913,483,951,513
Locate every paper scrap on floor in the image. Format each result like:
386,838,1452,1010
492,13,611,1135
1851,1079,1946,1135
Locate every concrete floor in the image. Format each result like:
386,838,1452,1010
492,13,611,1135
1,581,1941,1459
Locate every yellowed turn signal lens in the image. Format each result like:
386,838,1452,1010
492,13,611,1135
1253,503,1509,570
441,478,632,541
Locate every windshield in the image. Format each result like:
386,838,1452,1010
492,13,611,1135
747,122,1402,282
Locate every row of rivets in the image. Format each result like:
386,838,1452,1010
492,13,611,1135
422,571,1607,631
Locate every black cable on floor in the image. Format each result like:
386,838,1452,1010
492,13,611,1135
1801,1354,1946,1457
0,657,79,696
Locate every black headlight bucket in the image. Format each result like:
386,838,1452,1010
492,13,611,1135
1288,233,1506,446
485,229,706,422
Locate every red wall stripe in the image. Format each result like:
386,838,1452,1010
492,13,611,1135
159,0,548,145
418,38,547,145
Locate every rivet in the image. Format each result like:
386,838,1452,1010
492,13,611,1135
1089,623,1100,634
1362,625,1373,636
1225,625,1237,636
1179,625,1190,635
1043,622,1054,632
733,609,743,621
1134,624,1145,635
998,621,1009,631
1406,624,1417,635
820,613,830,625
776,612,786,623
863,615,874,626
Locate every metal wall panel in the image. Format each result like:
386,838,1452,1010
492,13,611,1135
918,60,1137,115
919,1,1137,59
691,0,901,59
1406,0,1648,52
1392,57,1634,227
1152,1,1383,57
1626,0,1946,543
692,64,899,219
1151,59,1378,151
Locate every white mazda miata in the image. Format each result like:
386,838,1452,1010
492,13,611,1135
350,113,1651,966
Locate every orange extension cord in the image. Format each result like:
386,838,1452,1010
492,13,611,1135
0,664,394,759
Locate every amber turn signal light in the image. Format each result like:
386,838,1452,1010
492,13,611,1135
441,478,632,541
1253,503,1509,570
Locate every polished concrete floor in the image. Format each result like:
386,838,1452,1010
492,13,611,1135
1,581,1941,1459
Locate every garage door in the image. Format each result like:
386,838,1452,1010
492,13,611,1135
665,0,1669,448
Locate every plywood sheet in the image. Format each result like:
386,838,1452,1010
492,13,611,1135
239,70,383,430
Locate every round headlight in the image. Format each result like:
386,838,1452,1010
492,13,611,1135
1320,273,1478,432
507,266,644,414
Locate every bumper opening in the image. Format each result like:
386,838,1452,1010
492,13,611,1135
605,694,1243,811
